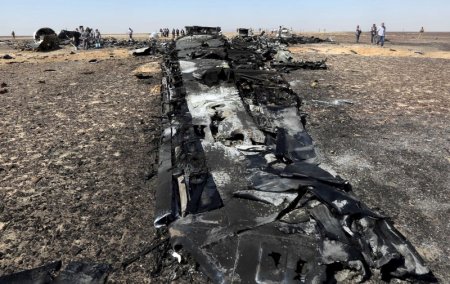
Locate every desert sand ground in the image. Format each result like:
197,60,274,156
0,32,449,282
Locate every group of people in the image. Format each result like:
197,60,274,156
355,23,386,46
159,28,185,38
75,26,102,50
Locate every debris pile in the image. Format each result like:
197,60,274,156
155,27,435,283
33,27,60,51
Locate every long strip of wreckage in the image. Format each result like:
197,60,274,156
154,26,436,283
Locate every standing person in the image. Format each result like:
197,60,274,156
355,25,362,43
94,29,101,48
172,28,175,38
11,31,15,40
370,24,377,44
72,30,81,50
377,23,386,47
81,29,90,50
176,28,180,37
128,27,133,41
418,26,424,39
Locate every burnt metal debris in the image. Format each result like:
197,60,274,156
0,261,111,284
33,27,60,51
155,26,435,283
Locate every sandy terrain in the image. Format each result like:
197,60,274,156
0,46,168,282
0,33,449,282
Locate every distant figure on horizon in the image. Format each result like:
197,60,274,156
418,26,425,39
355,25,362,43
11,31,15,40
377,23,386,47
172,28,175,38
370,24,377,44
128,27,133,41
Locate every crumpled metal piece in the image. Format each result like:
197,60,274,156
32,27,60,51
0,261,111,284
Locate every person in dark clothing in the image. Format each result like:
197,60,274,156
370,24,377,44
355,25,362,43
11,31,15,40
172,28,175,38
128,27,133,41
176,29,179,37
73,33,80,49
418,26,424,39
81,29,90,50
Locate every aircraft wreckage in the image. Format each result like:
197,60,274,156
155,26,435,283
0,26,436,283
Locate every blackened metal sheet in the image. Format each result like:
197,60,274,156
0,261,61,284
0,261,110,284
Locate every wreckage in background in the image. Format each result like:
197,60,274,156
32,27,60,51
156,26,435,283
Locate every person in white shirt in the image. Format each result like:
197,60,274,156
377,23,386,47
128,28,133,41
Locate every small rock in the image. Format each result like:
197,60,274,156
38,80,46,84
0,89,8,94
2,54,13,59
32,176,43,185
88,59,98,63
71,246,83,256
310,80,319,88
1,82,7,88
0,222,8,231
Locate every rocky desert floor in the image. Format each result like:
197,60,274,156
0,32,449,283
287,32,450,282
